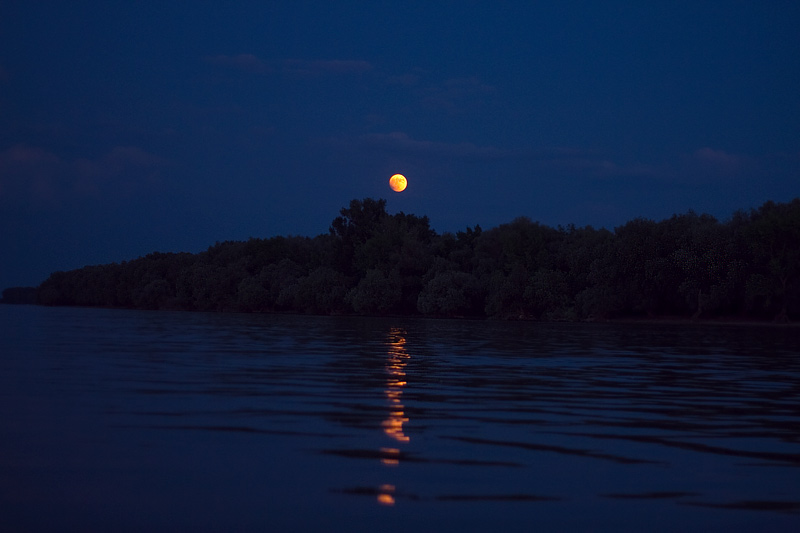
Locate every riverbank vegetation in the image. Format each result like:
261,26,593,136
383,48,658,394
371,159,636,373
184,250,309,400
33,197,800,321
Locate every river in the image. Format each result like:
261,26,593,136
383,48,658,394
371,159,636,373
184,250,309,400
1,306,798,531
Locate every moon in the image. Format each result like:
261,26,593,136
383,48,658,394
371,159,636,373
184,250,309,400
389,174,407,192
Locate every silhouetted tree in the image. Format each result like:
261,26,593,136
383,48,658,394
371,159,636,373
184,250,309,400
1,286,37,304
32,197,799,322
743,199,800,321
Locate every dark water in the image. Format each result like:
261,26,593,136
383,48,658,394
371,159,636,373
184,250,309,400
1,306,799,532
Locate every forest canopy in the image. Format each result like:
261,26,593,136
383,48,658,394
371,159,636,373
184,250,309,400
32,197,800,322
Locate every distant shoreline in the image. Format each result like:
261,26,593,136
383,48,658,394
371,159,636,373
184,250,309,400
9,197,800,322
2,300,796,328
600,316,798,328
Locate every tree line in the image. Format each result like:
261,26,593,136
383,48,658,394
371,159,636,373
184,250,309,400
33,197,800,322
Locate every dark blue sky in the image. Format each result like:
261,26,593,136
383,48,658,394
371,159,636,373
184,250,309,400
2,1,799,289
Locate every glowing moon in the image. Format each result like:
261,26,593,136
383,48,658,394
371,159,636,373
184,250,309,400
389,174,407,192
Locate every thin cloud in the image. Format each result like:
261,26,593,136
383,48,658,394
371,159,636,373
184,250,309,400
357,131,507,159
0,144,60,167
386,73,420,86
0,144,167,207
106,146,167,168
74,146,167,197
418,76,496,113
0,144,62,205
204,54,373,76
204,54,268,74
75,146,165,178
331,133,658,178
283,58,373,76
693,147,747,173
383,70,497,112
523,147,660,179
681,147,760,183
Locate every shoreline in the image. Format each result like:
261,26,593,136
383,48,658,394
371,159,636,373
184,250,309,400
6,302,798,327
599,316,798,328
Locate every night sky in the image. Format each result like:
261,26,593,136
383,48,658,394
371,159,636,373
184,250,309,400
2,2,799,290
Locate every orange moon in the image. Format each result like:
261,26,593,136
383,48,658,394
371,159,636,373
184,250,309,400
389,174,407,192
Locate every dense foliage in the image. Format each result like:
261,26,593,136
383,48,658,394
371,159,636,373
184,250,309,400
35,197,800,321
0,286,37,304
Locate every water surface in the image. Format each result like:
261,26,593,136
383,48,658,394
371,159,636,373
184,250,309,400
1,306,798,531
